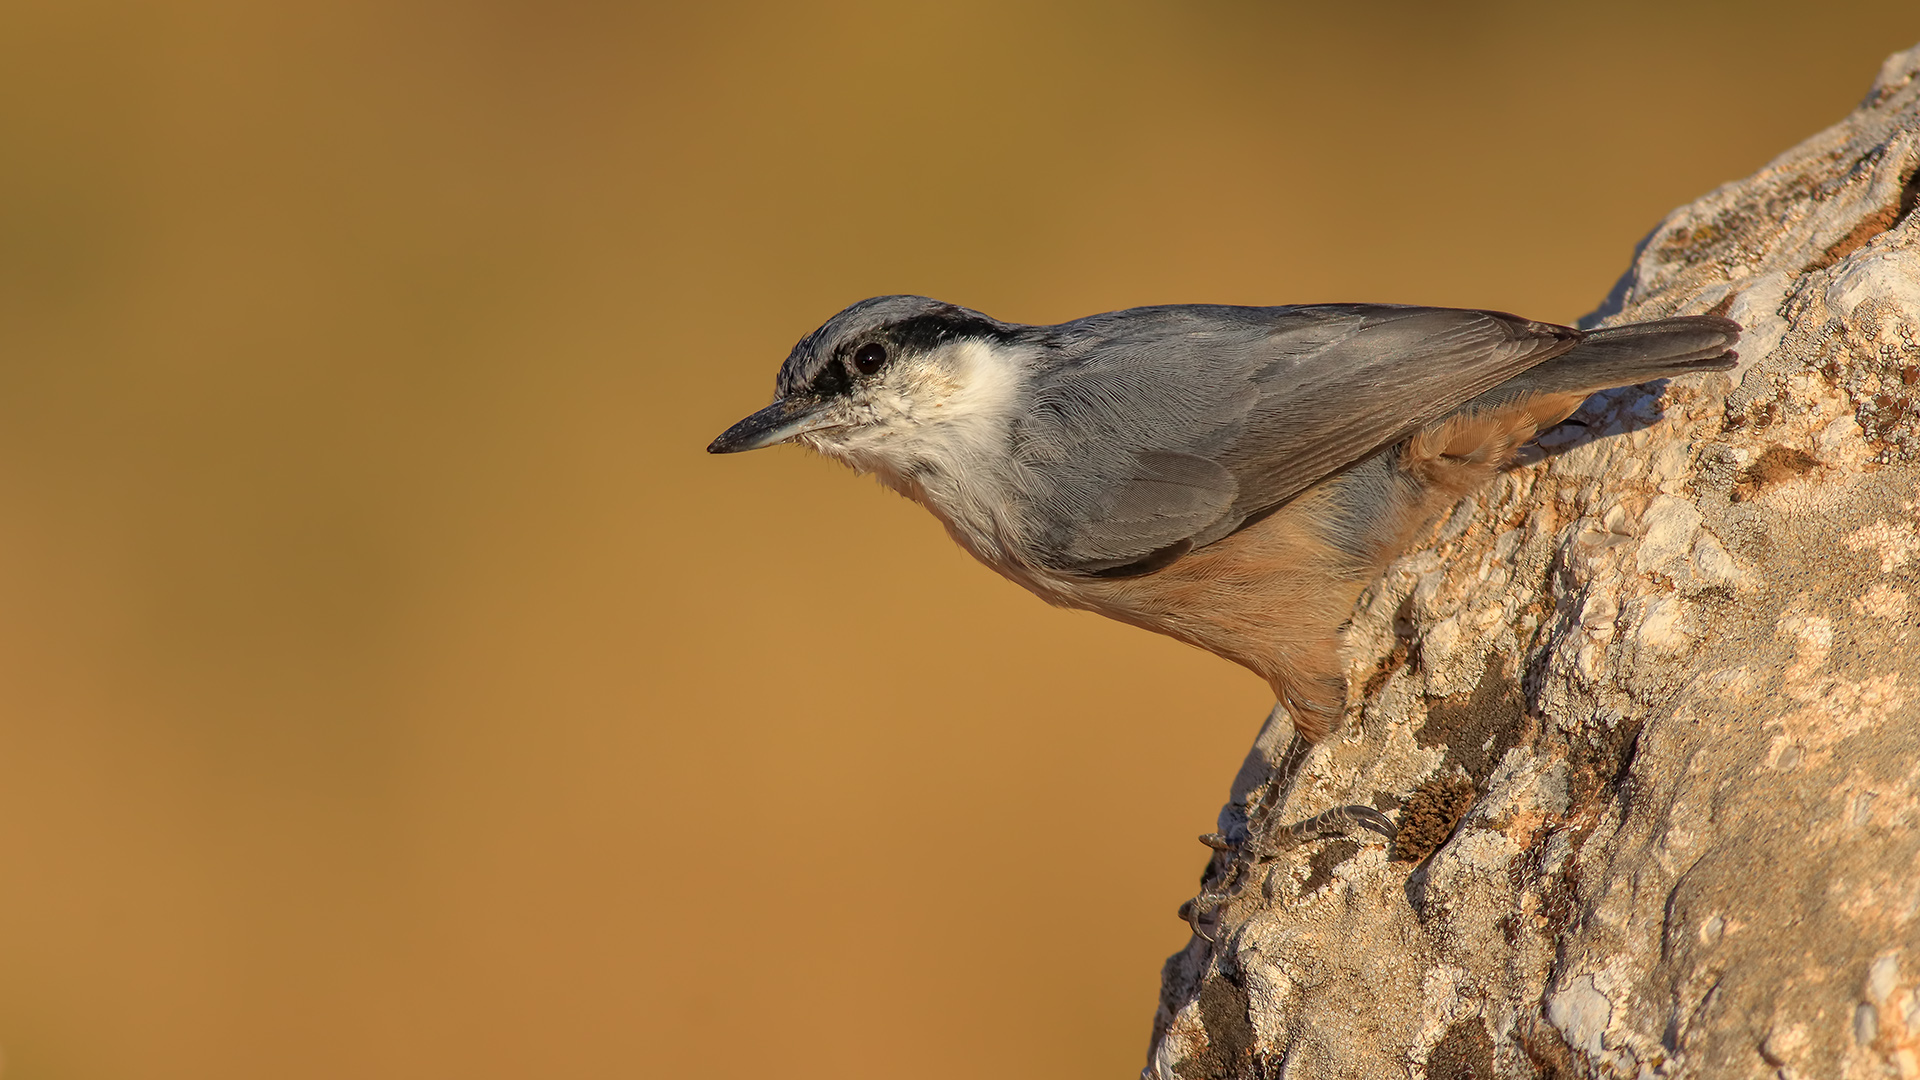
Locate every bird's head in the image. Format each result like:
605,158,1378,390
707,295,1027,480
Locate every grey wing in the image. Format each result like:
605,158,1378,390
1013,304,1580,575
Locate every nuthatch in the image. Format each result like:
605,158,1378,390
710,297,1739,848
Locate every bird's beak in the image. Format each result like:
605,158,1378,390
706,397,839,454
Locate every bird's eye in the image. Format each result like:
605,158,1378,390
852,342,888,375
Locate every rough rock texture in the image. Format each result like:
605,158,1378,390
1148,44,1920,1080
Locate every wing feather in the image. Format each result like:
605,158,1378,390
1012,304,1578,574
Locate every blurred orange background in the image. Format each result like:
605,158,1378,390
0,3,1914,1077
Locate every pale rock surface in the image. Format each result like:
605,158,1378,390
1148,43,1920,1080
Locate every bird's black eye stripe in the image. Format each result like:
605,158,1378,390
812,358,852,398
789,308,1008,401
853,342,887,375
889,313,1006,353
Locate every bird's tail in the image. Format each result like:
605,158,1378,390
1483,315,1741,404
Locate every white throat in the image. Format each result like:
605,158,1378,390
804,338,1034,562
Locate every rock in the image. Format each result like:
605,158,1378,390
1148,43,1920,1080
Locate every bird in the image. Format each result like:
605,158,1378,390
708,296,1739,862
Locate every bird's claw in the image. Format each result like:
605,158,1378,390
1179,888,1237,941
1181,804,1397,939
1282,803,1398,841
1180,733,1398,939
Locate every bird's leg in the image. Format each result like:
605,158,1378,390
1181,707,1300,939
1263,727,1398,840
1183,719,1396,939
1220,729,1398,847
1248,729,1315,836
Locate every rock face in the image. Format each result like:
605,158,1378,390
1148,44,1920,1080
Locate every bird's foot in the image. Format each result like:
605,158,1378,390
1179,829,1266,940
1181,805,1397,939
1178,729,1400,939
1202,803,1397,846
1281,803,1398,841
